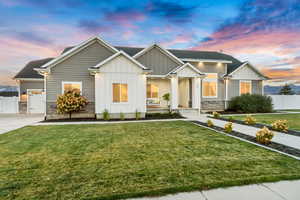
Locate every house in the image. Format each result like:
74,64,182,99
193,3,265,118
14,36,268,119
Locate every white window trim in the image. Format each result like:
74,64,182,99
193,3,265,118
112,83,129,104
239,80,252,95
61,81,82,94
202,73,218,98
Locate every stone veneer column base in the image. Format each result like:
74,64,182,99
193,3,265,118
19,102,27,113
201,100,225,111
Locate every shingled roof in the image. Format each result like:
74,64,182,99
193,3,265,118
14,58,53,79
62,46,243,74
16,45,244,79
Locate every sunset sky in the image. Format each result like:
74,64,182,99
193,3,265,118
0,0,299,85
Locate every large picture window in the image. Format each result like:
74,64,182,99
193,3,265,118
62,81,82,94
113,83,128,103
240,80,252,95
202,73,218,98
147,84,159,98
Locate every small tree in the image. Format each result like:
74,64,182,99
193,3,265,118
56,90,88,119
162,93,171,113
279,84,295,95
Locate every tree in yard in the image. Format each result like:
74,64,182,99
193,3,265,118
56,90,88,119
279,84,295,95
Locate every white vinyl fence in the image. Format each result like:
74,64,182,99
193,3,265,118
0,96,19,113
269,95,300,110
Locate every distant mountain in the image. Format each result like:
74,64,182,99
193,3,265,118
264,85,300,95
0,85,18,92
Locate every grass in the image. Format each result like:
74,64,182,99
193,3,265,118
224,113,300,131
279,109,300,112
1,121,300,199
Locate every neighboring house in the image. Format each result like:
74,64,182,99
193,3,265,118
14,36,268,119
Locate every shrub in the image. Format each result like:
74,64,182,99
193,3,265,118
135,110,141,120
271,120,288,132
228,94,273,113
207,120,214,127
224,122,233,133
256,126,274,144
244,115,256,125
213,111,220,118
120,112,125,120
103,109,110,121
56,90,88,119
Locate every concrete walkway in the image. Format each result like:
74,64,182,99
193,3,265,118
186,114,300,150
0,114,44,134
128,180,300,200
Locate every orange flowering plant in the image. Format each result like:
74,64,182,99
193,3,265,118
56,90,88,119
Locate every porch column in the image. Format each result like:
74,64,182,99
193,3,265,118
224,78,229,109
192,77,201,109
170,76,178,110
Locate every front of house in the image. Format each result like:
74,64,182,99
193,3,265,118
14,36,268,119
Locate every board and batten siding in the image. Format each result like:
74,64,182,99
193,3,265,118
46,42,115,103
20,80,44,95
231,64,264,80
136,47,179,75
95,55,146,114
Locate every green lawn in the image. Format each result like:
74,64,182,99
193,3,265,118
224,113,300,131
1,121,300,200
279,109,300,112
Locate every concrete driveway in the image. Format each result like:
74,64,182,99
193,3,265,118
0,114,44,134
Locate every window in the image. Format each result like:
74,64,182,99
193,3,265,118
113,83,128,102
147,84,159,98
62,81,82,94
240,80,252,95
202,73,218,98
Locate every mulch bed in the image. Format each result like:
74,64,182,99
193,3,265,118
41,113,184,123
208,116,300,137
191,120,300,158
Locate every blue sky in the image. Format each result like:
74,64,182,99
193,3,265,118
0,0,299,85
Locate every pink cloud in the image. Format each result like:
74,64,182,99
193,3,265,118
160,34,193,47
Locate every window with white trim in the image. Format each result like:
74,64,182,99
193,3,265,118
202,73,218,98
113,83,128,103
240,80,252,95
62,81,82,94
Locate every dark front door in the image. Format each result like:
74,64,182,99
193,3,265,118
188,78,192,108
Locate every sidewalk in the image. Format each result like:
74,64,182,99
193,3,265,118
128,180,300,200
186,114,300,150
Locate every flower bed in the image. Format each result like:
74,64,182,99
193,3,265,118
191,120,300,158
209,116,300,137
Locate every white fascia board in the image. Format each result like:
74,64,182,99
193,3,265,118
229,61,268,80
14,78,44,81
39,36,118,69
92,51,150,71
167,63,205,76
133,43,184,65
181,58,232,63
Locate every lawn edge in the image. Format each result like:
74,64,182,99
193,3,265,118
85,175,300,200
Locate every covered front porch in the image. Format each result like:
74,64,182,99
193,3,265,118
146,63,205,113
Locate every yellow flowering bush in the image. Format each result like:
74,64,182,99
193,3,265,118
207,119,214,127
56,90,88,119
224,122,233,133
271,120,288,132
256,126,274,144
213,111,220,118
244,115,256,125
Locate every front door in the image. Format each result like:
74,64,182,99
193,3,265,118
188,78,192,107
